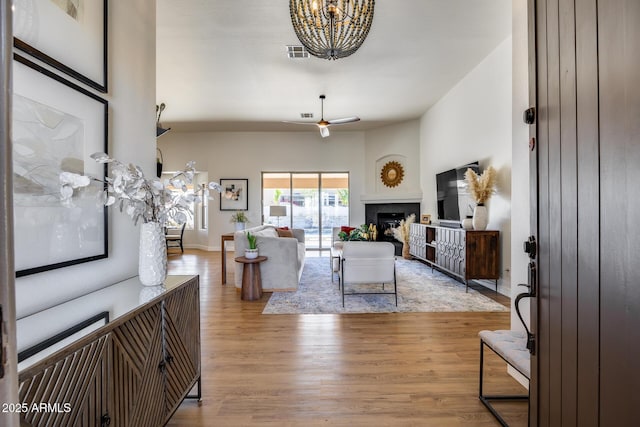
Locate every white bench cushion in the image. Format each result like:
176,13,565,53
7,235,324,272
479,329,530,379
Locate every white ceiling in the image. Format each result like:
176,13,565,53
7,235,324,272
156,1,511,133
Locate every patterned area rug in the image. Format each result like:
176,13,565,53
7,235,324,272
262,257,509,314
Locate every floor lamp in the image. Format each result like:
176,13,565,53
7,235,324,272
270,205,286,227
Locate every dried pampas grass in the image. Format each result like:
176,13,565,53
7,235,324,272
392,214,416,244
464,166,497,204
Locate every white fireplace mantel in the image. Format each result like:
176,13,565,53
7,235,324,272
360,192,423,204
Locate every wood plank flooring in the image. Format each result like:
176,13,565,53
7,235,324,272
166,250,527,426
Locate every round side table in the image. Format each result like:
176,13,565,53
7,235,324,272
234,256,268,301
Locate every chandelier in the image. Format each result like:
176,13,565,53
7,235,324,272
289,0,375,60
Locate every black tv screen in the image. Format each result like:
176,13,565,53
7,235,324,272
436,162,480,223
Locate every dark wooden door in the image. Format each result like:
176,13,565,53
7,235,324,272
530,0,640,425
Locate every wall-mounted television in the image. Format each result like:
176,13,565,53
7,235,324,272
436,161,480,227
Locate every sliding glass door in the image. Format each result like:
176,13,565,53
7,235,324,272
262,172,349,251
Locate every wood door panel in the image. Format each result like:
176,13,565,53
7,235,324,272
111,304,165,427
598,0,640,424
533,0,640,425
465,232,500,278
163,283,200,417
18,335,110,427
575,0,600,425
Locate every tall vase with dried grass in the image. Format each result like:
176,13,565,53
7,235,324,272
464,166,497,230
392,214,416,259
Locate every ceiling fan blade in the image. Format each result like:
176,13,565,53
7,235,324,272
319,126,330,138
327,116,361,125
282,120,319,126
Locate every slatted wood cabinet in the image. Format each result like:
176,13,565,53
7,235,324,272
410,223,500,291
17,275,200,427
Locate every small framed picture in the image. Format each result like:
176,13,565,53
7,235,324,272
420,214,431,224
220,179,248,211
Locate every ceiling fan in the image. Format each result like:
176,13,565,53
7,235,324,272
284,95,360,138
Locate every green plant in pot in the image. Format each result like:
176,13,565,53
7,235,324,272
245,231,258,259
231,211,249,231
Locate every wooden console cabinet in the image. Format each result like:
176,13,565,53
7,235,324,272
410,223,500,292
17,275,201,427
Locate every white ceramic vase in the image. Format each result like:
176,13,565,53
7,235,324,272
245,248,258,259
139,222,168,286
472,204,489,230
462,216,474,230
235,222,246,231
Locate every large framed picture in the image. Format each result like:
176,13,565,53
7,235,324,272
13,54,109,277
219,179,248,211
13,0,108,92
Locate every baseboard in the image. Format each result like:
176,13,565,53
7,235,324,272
183,244,215,251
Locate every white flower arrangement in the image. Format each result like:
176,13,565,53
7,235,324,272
60,152,222,226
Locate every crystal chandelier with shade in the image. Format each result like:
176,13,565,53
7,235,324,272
289,0,375,60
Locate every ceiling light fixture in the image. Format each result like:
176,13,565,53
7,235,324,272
289,0,375,60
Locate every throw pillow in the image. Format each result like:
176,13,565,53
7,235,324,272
340,226,355,234
339,226,356,241
276,228,294,238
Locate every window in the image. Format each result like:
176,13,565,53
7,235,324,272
262,172,349,251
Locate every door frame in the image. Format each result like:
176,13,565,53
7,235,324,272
0,0,20,424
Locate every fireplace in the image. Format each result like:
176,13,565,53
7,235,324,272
365,203,420,256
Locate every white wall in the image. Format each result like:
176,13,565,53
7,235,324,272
158,131,366,250
16,0,156,348
419,36,513,294
511,0,530,333
363,120,422,202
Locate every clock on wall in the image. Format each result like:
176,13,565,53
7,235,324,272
380,161,405,188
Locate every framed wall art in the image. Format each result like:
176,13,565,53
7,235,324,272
219,179,248,211
13,54,108,277
13,0,108,92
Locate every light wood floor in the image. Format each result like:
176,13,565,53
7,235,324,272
166,249,528,427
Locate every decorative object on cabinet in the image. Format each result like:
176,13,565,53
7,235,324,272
138,222,168,286
13,54,108,277
13,0,108,92
420,214,431,225
409,223,500,292
392,214,415,259
380,160,405,188
464,166,497,231
472,204,489,231
289,0,375,60
462,215,474,230
59,153,223,285
220,178,248,211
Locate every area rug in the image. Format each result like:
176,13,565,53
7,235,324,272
262,257,508,314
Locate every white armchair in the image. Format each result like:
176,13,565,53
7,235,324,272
340,241,397,307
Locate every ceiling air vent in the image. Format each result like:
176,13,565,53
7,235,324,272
286,45,309,59
300,113,314,119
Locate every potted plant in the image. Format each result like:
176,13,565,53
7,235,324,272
464,166,497,230
245,231,258,259
230,211,249,231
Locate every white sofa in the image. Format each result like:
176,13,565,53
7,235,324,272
234,225,305,291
